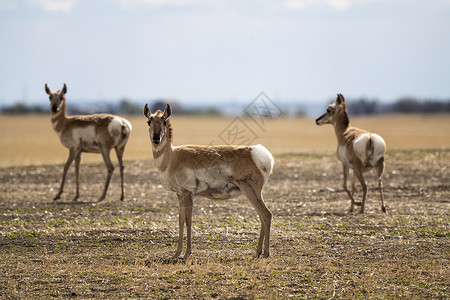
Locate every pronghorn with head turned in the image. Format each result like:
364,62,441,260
143,103,274,259
45,83,132,202
315,94,386,213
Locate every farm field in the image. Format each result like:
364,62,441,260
0,114,450,167
0,151,448,298
0,114,449,299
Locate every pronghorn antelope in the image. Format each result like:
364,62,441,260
45,83,132,202
315,94,386,213
143,103,274,259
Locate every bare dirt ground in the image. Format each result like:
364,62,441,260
0,150,448,299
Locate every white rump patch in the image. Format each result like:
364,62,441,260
108,117,132,147
108,117,124,144
353,133,386,167
369,133,386,165
353,133,371,165
250,144,274,183
122,118,132,132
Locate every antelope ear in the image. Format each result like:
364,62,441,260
61,83,67,95
143,103,151,118
163,104,172,120
45,84,51,95
337,93,345,104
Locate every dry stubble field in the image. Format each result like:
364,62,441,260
0,114,449,299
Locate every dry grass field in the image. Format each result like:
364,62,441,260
0,114,449,167
0,114,449,299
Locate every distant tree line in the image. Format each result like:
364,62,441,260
1,97,449,115
347,97,450,115
1,102,46,114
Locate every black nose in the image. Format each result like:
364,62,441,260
52,104,58,113
152,133,161,144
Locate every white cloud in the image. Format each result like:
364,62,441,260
119,0,222,9
30,0,76,12
285,0,372,10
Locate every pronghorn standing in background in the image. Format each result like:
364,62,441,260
143,103,274,259
45,83,132,202
315,94,386,213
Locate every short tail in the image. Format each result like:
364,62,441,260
119,118,132,147
365,135,374,166
250,144,274,184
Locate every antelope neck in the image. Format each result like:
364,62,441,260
51,103,68,132
152,134,173,172
333,111,351,140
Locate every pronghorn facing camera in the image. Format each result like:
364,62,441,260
315,94,386,213
143,103,274,259
45,83,132,202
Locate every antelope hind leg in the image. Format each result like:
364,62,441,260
236,181,272,258
97,145,114,202
72,152,81,202
115,146,125,201
352,166,367,214
351,173,362,206
377,158,386,213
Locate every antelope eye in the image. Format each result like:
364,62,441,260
327,109,331,113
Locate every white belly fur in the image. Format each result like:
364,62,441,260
161,166,242,200
159,144,273,199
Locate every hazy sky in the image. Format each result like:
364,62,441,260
1,0,450,105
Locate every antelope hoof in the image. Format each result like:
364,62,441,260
263,251,270,258
53,194,61,201
382,206,386,213
358,208,365,214
97,196,105,203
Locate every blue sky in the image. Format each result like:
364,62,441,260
1,0,450,105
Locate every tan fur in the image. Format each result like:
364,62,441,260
316,94,386,213
45,83,132,202
144,104,274,259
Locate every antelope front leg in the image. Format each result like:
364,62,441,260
54,149,76,201
183,205,193,260
173,192,188,259
342,165,356,212
174,204,185,258
177,191,193,260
